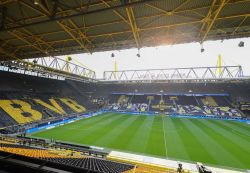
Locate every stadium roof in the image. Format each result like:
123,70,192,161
0,0,250,60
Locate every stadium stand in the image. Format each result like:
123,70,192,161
0,71,96,130
0,71,249,172
0,137,181,173
105,93,243,117
0,70,249,131
1,1,250,172
0,137,134,173
90,81,250,118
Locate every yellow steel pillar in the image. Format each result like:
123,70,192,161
216,54,222,77
114,58,117,80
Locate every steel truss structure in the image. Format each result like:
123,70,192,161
0,57,96,82
0,61,248,83
103,66,246,83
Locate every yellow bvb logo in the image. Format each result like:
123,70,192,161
0,98,86,124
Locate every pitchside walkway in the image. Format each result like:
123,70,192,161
107,151,247,173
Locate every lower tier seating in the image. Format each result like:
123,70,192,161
0,143,134,173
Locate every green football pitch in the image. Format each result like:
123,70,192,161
31,113,250,170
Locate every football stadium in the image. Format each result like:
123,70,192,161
0,0,250,173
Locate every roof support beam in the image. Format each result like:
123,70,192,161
57,21,91,53
7,0,114,24
9,30,49,56
50,0,59,19
100,0,132,48
21,1,92,53
40,0,59,16
100,0,129,25
0,0,157,32
126,6,141,48
5,14,56,57
13,13,250,50
201,0,228,43
15,29,250,54
0,0,16,6
146,0,191,15
5,0,250,31
7,0,248,27
199,0,217,38
5,11,250,44
0,46,20,60
231,16,248,35
0,6,7,30
5,15,56,53
56,6,93,53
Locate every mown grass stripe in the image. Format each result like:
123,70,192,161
72,114,130,144
93,114,142,147
145,116,166,157
207,120,250,151
36,113,126,143
198,119,250,169
33,113,114,136
67,114,124,138
111,115,147,150
214,120,250,139
163,117,190,160
188,119,245,168
68,113,116,127
229,121,250,130
126,116,154,154
176,118,217,163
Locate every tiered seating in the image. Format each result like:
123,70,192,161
117,95,130,104
150,95,162,111
0,143,134,173
0,143,68,158
176,105,205,115
0,72,97,130
176,96,198,106
46,157,134,173
213,96,231,106
109,94,121,104
132,95,147,104
200,96,218,107
210,106,241,117
107,94,243,117
0,91,89,128
0,100,43,124
150,96,175,112
176,105,242,117
0,110,17,127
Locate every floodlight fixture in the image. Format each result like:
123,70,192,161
238,41,244,47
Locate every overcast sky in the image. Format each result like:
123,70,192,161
59,37,250,79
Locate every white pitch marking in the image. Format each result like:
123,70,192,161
161,116,168,157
